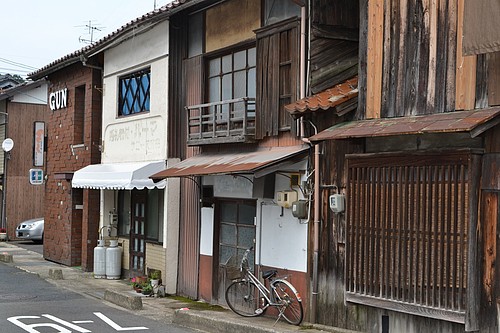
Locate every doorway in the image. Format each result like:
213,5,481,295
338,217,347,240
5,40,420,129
215,199,256,302
129,189,146,276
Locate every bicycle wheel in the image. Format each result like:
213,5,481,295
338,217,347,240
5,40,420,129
272,279,303,325
225,280,268,317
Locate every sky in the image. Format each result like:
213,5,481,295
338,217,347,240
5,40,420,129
1,0,172,79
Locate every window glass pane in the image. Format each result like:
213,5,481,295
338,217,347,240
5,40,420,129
239,204,256,225
234,50,246,70
118,191,130,236
209,58,220,77
222,74,232,101
247,68,256,99
220,245,236,266
264,0,301,25
248,47,256,67
222,54,232,73
209,77,220,103
146,189,160,240
234,70,246,98
221,223,236,245
238,226,255,248
119,69,150,116
221,203,237,222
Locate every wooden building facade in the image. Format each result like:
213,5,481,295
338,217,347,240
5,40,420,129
288,0,500,332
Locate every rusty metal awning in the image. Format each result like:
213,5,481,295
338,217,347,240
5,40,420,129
285,76,358,117
150,145,309,180
310,108,500,142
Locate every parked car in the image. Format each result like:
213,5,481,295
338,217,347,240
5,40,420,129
16,218,44,243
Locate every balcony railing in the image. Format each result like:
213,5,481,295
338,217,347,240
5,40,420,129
186,97,256,145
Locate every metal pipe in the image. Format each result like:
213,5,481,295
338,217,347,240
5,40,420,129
0,111,8,238
311,139,320,323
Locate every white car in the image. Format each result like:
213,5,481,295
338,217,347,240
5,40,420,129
15,218,44,243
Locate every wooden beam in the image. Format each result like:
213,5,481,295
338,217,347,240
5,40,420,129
455,0,477,111
366,0,384,119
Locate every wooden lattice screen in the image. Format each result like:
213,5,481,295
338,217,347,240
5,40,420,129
345,151,472,323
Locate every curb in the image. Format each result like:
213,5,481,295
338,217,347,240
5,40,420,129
173,310,276,333
0,253,13,263
104,289,143,310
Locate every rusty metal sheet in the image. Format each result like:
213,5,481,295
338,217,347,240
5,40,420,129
310,108,500,141
151,145,309,179
285,77,358,115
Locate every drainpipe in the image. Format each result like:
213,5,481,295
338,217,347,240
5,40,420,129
299,3,306,135
302,120,319,324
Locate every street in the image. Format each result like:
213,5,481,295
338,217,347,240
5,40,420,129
0,263,198,333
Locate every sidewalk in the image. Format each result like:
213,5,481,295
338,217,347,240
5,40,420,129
0,241,361,333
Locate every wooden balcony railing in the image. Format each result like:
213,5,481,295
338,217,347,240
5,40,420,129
186,97,256,145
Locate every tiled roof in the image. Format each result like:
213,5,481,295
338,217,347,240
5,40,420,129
29,0,191,79
285,76,358,116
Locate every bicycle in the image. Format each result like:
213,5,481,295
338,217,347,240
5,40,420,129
224,247,304,325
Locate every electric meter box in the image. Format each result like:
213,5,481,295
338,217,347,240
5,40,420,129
329,194,345,213
276,190,298,208
292,200,308,219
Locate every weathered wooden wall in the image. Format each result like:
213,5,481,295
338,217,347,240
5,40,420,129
359,0,489,119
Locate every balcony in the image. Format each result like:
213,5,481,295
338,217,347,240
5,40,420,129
186,97,256,146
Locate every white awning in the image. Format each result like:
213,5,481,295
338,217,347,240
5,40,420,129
72,161,167,190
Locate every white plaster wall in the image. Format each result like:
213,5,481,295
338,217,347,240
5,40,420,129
200,207,214,256
204,164,309,273
101,20,169,164
9,82,47,105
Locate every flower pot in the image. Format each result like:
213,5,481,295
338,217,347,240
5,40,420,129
150,279,159,288
0,233,7,241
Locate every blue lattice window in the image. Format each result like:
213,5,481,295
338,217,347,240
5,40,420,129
119,68,151,116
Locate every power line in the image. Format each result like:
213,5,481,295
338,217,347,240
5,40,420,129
0,57,37,71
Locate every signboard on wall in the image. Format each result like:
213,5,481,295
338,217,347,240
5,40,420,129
33,122,45,166
29,169,44,185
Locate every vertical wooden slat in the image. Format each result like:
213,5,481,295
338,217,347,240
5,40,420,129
401,166,408,302
458,164,466,310
383,167,391,298
390,166,397,300
415,166,422,304
366,0,384,119
438,166,446,308
450,165,458,310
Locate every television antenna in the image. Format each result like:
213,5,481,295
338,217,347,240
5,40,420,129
76,20,104,44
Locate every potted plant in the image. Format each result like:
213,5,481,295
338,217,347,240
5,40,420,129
141,283,153,296
150,270,161,288
0,228,7,241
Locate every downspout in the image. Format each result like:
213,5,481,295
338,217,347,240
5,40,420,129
302,120,319,324
299,3,307,137
299,3,307,135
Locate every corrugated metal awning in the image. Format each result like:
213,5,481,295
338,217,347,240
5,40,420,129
150,145,309,180
285,76,358,117
72,161,167,190
310,108,500,142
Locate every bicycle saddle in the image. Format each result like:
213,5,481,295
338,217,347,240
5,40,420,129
262,269,278,280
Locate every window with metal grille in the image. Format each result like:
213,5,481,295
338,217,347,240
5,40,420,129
118,68,151,116
345,151,477,324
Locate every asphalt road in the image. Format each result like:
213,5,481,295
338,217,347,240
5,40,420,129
0,263,198,333
7,240,43,255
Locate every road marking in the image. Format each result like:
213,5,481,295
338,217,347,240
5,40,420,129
94,312,148,331
73,320,95,324
42,315,91,332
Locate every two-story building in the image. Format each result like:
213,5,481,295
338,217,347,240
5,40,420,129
290,0,500,332
150,0,360,319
